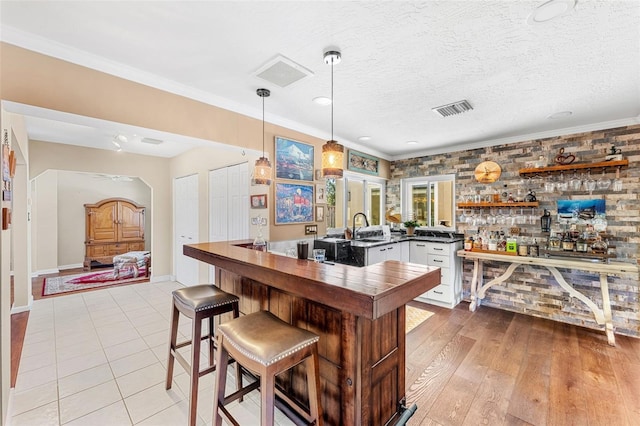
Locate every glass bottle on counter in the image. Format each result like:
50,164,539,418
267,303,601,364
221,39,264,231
464,236,473,251
562,232,575,251
576,232,588,253
529,239,539,257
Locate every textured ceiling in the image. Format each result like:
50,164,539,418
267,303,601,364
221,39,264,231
1,0,639,160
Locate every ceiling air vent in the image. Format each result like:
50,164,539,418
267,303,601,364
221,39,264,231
254,55,314,88
432,100,473,117
141,137,163,145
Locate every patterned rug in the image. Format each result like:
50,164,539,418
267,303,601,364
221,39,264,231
42,267,148,296
406,305,435,333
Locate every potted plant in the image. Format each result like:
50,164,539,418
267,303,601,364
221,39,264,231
403,220,419,236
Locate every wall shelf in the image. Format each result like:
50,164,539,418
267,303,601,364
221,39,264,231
458,202,539,208
518,159,628,176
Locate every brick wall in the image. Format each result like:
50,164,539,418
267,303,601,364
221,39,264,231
389,124,640,337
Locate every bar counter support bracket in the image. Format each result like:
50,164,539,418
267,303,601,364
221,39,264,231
462,252,637,346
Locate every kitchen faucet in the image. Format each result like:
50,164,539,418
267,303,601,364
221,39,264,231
352,212,370,240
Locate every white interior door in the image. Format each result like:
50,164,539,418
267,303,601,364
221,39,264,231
174,174,199,286
208,163,249,281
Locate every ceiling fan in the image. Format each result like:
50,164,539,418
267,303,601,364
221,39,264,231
92,173,134,182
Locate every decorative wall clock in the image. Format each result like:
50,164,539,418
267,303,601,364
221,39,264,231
474,161,502,183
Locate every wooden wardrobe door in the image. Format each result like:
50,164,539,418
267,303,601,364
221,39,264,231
87,200,118,242
118,201,145,241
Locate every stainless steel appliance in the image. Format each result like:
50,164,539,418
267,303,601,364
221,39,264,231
313,238,351,262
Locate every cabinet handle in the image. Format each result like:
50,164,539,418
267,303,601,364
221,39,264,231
434,247,444,251
416,244,426,247
387,247,394,250
380,248,386,252
434,259,443,263
434,290,443,295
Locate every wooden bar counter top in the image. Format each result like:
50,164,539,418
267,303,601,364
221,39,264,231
184,240,441,425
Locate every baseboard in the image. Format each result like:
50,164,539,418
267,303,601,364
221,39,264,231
150,274,172,283
34,268,59,276
11,298,32,314
58,263,83,271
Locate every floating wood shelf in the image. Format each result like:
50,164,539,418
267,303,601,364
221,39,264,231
518,159,628,176
458,202,539,208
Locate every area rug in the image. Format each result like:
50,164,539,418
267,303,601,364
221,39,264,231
406,305,435,333
42,267,148,296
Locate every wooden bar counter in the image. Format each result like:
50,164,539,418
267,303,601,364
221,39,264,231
184,240,441,425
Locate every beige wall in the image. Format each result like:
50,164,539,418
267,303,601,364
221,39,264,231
54,171,151,268
29,141,171,277
33,171,58,273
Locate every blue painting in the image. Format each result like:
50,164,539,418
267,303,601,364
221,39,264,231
275,137,314,181
557,199,605,221
275,183,314,224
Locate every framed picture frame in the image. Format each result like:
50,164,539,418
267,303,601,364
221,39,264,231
275,182,314,224
316,205,325,222
275,136,314,181
348,149,379,176
250,194,267,209
315,183,326,204
2,144,10,182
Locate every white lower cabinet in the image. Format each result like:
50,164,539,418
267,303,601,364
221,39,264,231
410,240,463,309
364,241,409,265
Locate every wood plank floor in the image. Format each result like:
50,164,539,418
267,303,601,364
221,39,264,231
405,300,640,425
11,279,640,425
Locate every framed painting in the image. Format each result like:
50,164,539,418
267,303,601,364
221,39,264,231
275,136,314,181
315,183,326,204
348,149,379,176
316,205,325,222
2,144,10,182
250,194,267,209
275,182,314,224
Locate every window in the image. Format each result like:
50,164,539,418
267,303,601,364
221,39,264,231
325,173,386,229
401,174,455,231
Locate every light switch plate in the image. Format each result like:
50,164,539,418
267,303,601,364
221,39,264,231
305,225,318,235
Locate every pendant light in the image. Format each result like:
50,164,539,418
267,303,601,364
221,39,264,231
321,50,344,179
253,88,272,185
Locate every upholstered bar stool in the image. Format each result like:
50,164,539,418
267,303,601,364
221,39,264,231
166,284,240,426
213,310,323,426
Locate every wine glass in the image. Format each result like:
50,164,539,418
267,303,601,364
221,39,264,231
568,170,582,191
613,166,623,192
544,173,556,193
596,168,611,190
556,171,568,192
584,169,596,194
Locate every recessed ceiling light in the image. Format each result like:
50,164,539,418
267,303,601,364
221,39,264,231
358,136,372,142
313,96,332,106
547,111,573,119
406,141,418,145
527,0,576,25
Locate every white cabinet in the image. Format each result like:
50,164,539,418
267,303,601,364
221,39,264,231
364,241,409,265
411,240,463,309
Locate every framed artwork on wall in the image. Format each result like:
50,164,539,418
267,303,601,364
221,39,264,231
348,149,379,175
275,136,314,181
275,182,314,224
315,184,326,204
250,194,267,209
316,205,325,222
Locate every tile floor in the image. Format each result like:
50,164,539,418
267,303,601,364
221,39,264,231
10,280,297,425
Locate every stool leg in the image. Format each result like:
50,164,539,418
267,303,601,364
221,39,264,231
165,304,180,390
188,315,203,426
208,315,215,367
306,348,323,425
212,335,229,426
261,371,276,426
232,304,243,400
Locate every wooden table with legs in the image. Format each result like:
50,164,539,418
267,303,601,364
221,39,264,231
457,249,638,346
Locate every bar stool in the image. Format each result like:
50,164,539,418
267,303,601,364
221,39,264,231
166,284,240,426
213,310,323,426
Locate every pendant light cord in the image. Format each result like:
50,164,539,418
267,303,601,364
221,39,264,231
331,59,334,141
262,94,265,156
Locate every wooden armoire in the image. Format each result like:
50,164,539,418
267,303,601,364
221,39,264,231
84,198,146,269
